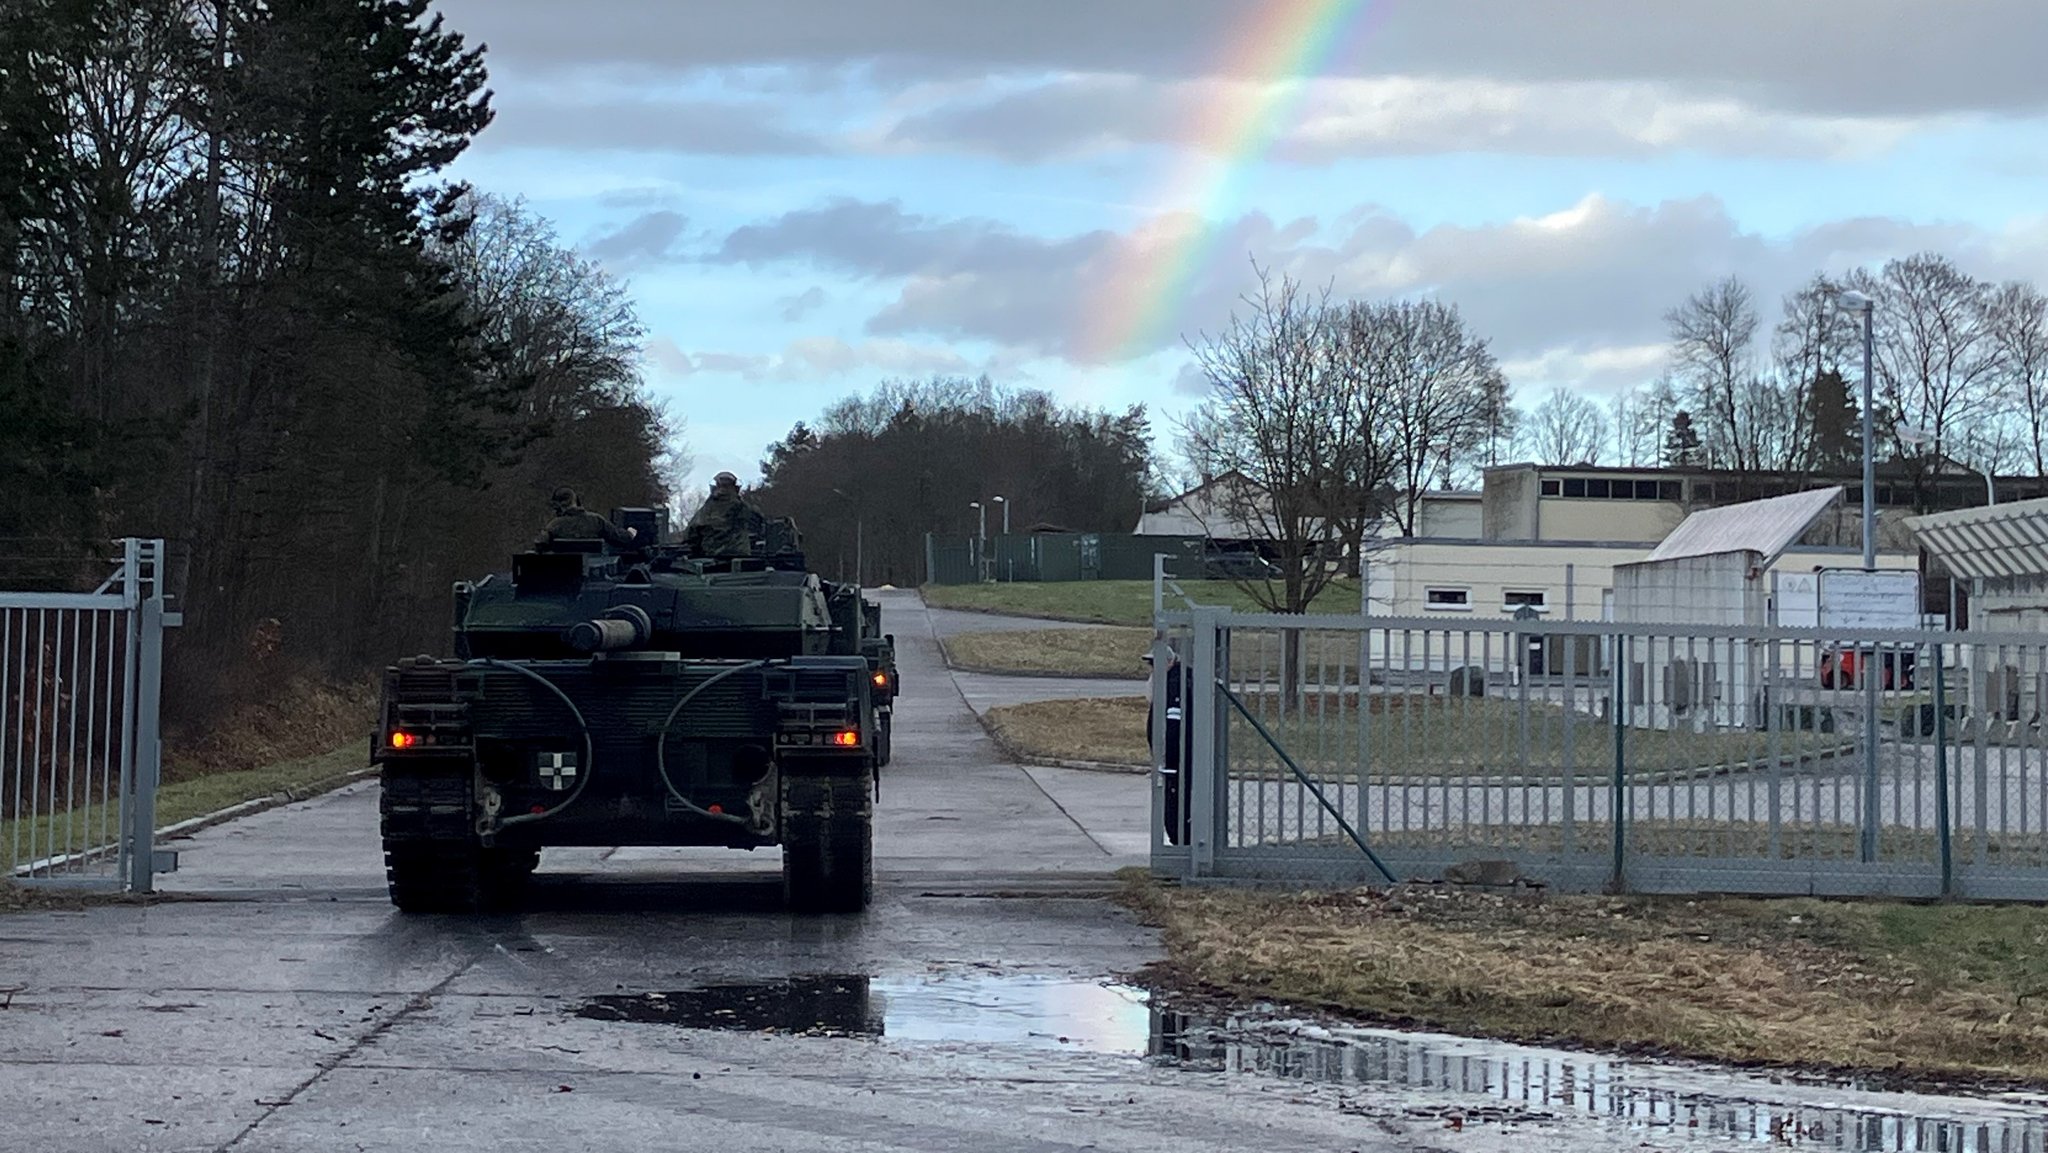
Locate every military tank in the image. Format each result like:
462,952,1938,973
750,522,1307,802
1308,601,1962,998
371,507,892,914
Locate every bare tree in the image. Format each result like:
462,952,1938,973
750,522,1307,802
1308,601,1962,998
1844,253,2004,484
1179,268,1359,615
1350,298,1508,534
1526,387,1608,465
1666,276,1762,470
1988,281,2048,475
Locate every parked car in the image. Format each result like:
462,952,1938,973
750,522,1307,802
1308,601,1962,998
1203,548,1281,580
1818,644,1918,691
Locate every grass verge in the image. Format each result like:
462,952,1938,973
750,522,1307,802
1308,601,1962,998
2,743,368,882
1120,873,2048,1088
987,695,1817,781
924,579,1359,626
946,627,1152,678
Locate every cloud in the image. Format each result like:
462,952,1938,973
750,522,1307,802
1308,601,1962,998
643,335,974,383
881,75,1915,165
584,210,690,268
439,0,2048,121
777,286,829,322
1170,362,1214,398
704,193,2046,373
473,94,830,156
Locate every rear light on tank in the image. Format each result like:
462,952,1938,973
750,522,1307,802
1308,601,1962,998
388,730,418,750
830,730,861,747
872,672,888,687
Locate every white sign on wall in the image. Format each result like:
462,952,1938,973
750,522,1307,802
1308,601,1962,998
1774,571,1819,628
1817,568,1921,630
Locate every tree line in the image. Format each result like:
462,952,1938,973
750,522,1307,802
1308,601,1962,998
752,376,1155,587
2,1,677,723
1521,255,2048,494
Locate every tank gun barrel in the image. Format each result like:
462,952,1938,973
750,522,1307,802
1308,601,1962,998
562,605,654,653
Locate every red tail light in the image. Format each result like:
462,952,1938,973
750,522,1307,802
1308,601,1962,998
831,730,861,747
388,731,417,749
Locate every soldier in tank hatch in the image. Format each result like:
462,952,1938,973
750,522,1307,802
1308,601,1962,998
540,486,639,548
686,471,767,557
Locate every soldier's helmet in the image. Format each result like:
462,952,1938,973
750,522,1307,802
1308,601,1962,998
549,486,578,515
713,471,739,492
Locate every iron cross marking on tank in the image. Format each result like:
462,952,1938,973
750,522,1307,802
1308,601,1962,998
538,752,578,790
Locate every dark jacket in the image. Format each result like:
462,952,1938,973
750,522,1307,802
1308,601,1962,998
1145,661,1192,775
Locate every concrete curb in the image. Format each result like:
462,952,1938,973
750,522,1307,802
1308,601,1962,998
155,766,378,842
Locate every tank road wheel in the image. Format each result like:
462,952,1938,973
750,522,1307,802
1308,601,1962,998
781,773,874,913
379,763,532,914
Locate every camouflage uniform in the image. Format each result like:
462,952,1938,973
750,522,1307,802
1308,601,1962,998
687,488,765,557
541,488,638,548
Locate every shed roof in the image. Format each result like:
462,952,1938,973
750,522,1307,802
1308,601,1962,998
1907,497,2048,581
1643,487,1843,568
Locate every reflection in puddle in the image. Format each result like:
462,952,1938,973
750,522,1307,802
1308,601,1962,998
1156,1014,2048,1152
575,974,1150,1054
576,975,2046,1150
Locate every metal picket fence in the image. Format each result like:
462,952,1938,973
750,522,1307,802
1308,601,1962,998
1150,608,2048,900
2,539,175,891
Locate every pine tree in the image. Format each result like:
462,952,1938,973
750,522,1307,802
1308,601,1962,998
1662,410,1704,467
1803,368,1861,471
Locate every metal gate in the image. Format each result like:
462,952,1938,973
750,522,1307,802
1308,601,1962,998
2,539,176,891
1152,607,2048,901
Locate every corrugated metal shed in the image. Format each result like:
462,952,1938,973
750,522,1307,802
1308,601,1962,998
1907,497,2048,580
1644,487,1843,567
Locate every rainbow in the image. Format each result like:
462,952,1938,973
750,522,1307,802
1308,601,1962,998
1082,0,1390,363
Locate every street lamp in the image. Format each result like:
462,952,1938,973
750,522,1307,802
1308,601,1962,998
968,500,985,580
991,494,1008,535
1836,289,1877,570
1896,424,1995,507
830,487,863,586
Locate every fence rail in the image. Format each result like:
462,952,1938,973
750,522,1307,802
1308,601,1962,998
1150,609,2048,900
2,540,173,891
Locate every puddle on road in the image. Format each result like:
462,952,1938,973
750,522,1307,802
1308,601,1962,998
576,974,1149,1054
577,975,2047,1150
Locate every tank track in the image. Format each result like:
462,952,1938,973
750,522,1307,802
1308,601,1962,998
379,760,536,913
780,773,873,913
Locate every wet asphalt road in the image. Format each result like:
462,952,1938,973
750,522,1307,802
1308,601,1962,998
8,591,1985,1152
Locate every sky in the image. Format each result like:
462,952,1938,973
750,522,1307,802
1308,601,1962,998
432,0,2048,496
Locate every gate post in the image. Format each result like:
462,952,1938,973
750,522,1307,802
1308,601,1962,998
1188,607,1225,878
125,540,170,894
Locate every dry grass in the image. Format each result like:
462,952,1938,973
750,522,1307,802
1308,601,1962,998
1123,875,2048,1087
988,695,1816,781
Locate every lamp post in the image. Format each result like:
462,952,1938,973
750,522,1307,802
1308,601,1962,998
991,494,1008,535
969,500,985,580
830,487,863,586
1836,288,1881,866
1837,289,1877,570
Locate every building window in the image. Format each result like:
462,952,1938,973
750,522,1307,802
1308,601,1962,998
1503,590,1547,612
1585,478,1611,498
1659,480,1683,501
1562,478,1586,497
1541,479,1561,496
1635,480,1660,499
1425,587,1471,611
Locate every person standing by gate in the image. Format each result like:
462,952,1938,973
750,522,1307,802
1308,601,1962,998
1144,642,1194,846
